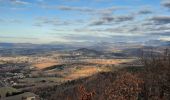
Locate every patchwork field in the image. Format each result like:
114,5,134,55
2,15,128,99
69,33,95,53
1,54,136,93
84,58,135,65
33,62,59,69
31,58,135,80
65,66,98,80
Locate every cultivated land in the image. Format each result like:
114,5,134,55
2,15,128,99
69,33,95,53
33,62,59,70
0,48,136,90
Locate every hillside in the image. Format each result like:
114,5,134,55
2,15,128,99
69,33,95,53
31,71,117,100
30,50,170,100
71,48,103,57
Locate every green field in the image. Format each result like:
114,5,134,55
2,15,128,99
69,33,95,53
20,77,65,83
0,87,19,98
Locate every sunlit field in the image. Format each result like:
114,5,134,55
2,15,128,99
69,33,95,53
33,62,59,70
84,58,135,65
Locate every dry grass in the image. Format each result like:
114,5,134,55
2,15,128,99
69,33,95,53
33,62,59,69
84,59,134,65
65,67,99,80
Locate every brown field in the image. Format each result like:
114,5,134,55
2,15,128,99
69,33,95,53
33,62,59,69
32,58,135,81
65,66,99,80
84,59,134,65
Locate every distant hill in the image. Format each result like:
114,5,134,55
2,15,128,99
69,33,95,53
0,40,169,56
71,48,103,57
0,42,70,49
0,43,37,48
144,40,170,46
0,43,15,48
0,42,75,56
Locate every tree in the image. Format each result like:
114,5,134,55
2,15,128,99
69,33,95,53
78,85,96,100
105,72,143,100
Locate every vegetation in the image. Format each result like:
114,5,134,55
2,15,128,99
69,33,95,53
105,72,143,100
0,87,19,98
30,49,170,100
139,49,170,99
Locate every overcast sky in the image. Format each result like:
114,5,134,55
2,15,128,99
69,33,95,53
0,0,170,44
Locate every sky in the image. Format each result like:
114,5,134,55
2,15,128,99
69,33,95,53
0,0,170,44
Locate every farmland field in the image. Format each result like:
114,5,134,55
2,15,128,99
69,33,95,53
33,62,59,69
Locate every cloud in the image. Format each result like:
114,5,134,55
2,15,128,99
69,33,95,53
0,18,5,22
34,17,73,27
119,18,170,35
10,0,31,5
0,0,169,44
0,18,22,24
58,13,170,40
10,19,22,23
57,6,92,12
90,15,134,26
62,34,109,42
41,5,125,15
0,0,31,9
138,9,152,15
149,31,170,36
72,15,170,39
0,36,38,40
115,15,134,22
162,0,170,9
151,16,170,25
60,33,155,43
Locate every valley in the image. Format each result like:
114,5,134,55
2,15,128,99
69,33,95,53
0,42,169,100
